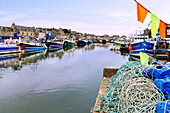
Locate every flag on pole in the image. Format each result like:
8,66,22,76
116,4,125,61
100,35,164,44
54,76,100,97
137,1,148,23
159,20,166,38
151,13,160,37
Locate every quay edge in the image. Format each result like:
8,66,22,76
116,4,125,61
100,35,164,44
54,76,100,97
92,67,119,113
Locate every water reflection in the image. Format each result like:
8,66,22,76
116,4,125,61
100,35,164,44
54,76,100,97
110,47,129,56
95,44,109,48
0,43,129,113
120,50,129,56
0,44,99,72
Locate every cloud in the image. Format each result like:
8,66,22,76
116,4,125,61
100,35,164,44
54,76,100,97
0,8,136,36
16,19,134,36
99,9,135,24
0,8,140,37
0,10,8,15
0,14,26,26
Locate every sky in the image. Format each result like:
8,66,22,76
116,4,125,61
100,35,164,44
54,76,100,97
0,0,170,36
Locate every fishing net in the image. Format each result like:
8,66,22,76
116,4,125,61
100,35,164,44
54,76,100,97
91,61,165,113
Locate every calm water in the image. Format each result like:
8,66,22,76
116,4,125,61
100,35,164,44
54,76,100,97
0,44,129,113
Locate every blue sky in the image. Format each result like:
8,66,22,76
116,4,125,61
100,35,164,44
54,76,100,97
0,0,170,36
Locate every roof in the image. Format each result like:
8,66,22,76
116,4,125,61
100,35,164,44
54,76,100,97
14,25,34,32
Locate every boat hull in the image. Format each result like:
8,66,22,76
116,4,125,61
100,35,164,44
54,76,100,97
129,55,140,61
77,40,87,46
0,44,19,54
63,41,75,47
102,40,106,44
87,40,93,44
114,41,121,46
120,47,129,52
18,43,46,52
47,42,63,49
129,41,154,57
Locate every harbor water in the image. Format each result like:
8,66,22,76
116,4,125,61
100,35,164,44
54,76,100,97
0,44,129,113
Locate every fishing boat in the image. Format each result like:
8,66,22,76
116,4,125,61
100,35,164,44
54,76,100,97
0,44,19,54
129,55,140,61
0,38,20,54
102,39,107,44
87,40,93,45
77,39,88,46
45,38,63,49
114,39,129,46
63,39,76,47
18,40,46,52
129,36,154,57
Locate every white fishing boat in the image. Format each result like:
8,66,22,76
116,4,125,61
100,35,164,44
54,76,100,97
18,39,46,52
0,38,20,54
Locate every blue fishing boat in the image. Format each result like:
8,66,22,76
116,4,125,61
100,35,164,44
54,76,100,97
87,40,93,44
129,36,154,57
129,55,140,61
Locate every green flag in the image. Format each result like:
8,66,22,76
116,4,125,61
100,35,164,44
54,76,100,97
151,13,160,38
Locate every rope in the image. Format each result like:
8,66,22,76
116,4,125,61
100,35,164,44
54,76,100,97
91,61,165,113
164,101,168,113
119,77,163,112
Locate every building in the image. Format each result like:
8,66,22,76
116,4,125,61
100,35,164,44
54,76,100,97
71,31,76,35
112,35,120,40
35,27,46,39
11,23,35,39
87,34,95,40
0,26,15,39
58,28,65,36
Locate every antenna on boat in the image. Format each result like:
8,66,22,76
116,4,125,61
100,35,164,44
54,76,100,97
147,21,151,28
143,21,151,42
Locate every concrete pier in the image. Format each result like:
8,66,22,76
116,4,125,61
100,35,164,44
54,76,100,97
93,67,119,113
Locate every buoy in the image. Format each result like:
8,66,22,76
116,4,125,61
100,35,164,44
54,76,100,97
129,46,133,51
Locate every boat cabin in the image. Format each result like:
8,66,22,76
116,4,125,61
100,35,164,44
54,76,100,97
131,36,149,43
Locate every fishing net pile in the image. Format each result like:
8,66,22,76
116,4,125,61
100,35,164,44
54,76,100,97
91,61,165,113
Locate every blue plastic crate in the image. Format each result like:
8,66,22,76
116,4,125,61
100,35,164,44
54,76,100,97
148,66,170,79
157,101,170,113
154,78,170,94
